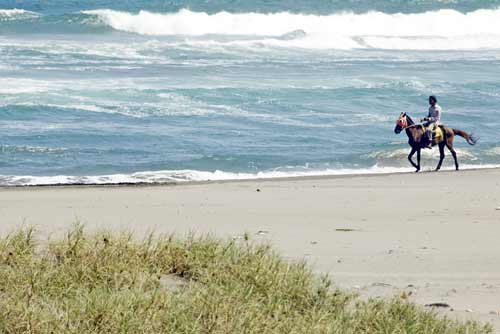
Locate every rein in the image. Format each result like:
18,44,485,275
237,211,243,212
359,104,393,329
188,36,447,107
403,124,424,130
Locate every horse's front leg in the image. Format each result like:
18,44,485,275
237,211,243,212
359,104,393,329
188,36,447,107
408,148,418,171
416,148,421,172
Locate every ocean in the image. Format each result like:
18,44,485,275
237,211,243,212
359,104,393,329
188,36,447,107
1,0,499,185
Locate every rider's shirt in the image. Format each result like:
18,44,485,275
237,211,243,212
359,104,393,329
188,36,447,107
427,104,442,124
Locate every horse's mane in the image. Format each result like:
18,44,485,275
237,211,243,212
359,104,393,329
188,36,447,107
405,114,415,125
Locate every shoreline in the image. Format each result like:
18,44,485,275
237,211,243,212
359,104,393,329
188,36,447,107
1,165,500,190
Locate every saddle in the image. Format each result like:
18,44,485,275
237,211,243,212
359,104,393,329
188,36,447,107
434,126,444,143
423,124,444,145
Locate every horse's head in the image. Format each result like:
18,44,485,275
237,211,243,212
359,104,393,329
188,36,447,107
394,112,408,134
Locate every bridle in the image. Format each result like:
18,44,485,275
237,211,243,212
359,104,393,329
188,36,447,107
396,113,421,131
396,114,408,129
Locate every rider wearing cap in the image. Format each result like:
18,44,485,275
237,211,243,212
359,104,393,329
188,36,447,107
421,95,442,148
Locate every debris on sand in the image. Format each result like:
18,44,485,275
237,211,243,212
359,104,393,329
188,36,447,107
425,303,450,308
400,291,413,300
335,228,358,232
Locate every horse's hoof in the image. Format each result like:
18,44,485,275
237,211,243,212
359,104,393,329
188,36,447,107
415,169,420,173
435,168,440,172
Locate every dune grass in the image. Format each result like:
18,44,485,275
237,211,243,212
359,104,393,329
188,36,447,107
0,226,493,334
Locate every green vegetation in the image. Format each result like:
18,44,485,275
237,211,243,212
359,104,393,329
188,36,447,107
0,226,492,333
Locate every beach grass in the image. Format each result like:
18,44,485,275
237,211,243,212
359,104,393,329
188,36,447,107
0,225,492,334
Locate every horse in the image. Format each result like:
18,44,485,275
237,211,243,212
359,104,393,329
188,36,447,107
394,113,477,172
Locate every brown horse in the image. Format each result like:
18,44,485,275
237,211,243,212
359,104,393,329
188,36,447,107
394,113,477,172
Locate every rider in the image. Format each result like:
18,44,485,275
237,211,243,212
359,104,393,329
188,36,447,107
421,95,442,148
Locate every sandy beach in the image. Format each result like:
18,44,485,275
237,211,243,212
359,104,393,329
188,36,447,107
2,168,500,330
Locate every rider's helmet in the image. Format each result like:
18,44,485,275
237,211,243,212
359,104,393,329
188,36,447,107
429,95,437,104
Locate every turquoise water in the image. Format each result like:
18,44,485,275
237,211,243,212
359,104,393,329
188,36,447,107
1,1,499,185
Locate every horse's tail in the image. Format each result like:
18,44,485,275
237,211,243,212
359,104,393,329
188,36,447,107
452,128,478,145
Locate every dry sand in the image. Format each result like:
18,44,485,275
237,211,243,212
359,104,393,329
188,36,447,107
1,168,500,330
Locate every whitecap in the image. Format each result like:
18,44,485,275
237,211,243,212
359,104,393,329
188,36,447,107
0,9,40,21
82,8,500,50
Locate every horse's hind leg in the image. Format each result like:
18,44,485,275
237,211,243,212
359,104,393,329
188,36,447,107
408,148,419,171
435,142,446,171
416,148,421,172
446,143,459,170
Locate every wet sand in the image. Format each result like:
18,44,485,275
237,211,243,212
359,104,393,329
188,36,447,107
1,168,500,330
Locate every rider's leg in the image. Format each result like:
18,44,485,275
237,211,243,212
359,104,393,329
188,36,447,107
426,124,435,148
426,129,433,148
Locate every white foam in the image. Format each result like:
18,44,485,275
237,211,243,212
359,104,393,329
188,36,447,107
0,78,55,94
0,145,66,154
485,146,500,156
2,164,500,186
82,8,500,50
0,9,39,21
368,147,479,160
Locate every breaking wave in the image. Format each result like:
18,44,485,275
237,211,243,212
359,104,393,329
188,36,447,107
2,165,500,186
0,9,39,21
82,8,500,50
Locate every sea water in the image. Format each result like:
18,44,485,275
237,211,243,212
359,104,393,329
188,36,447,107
1,0,499,185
